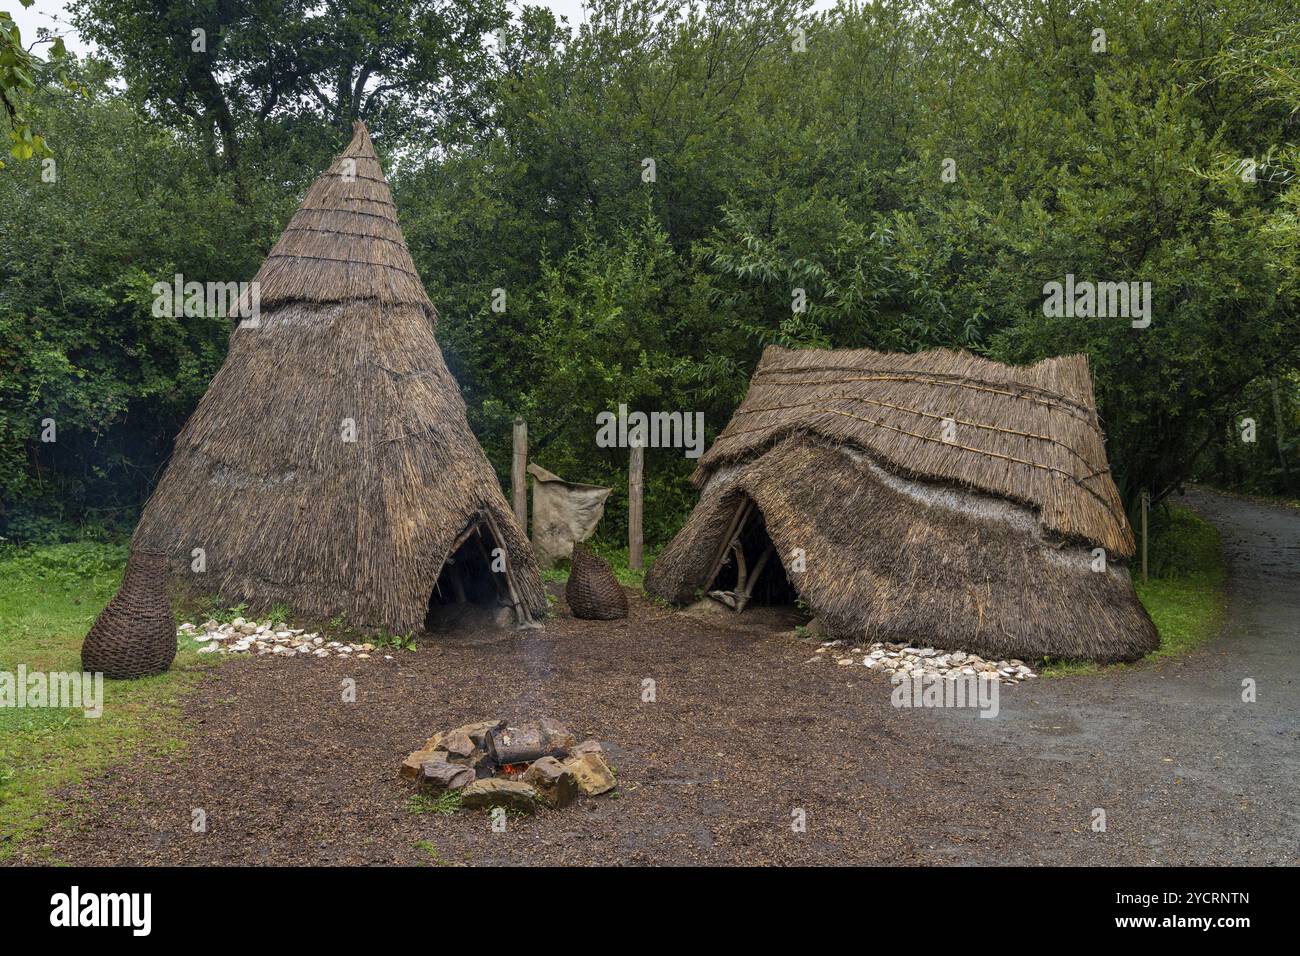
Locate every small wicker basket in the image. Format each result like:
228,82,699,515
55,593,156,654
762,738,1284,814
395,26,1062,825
81,549,177,679
565,543,629,620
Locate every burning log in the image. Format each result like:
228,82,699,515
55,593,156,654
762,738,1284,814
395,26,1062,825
486,727,554,765
485,720,574,765
539,717,577,750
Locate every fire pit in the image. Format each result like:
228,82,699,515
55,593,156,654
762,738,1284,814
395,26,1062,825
400,717,615,812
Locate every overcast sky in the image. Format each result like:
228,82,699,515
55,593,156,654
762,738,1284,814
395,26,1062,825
13,1,839,60
10,0,599,58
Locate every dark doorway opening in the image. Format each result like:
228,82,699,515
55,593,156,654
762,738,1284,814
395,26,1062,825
425,520,512,631
705,499,799,609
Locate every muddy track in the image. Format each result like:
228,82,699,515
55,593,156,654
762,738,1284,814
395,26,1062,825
9,489,1296,866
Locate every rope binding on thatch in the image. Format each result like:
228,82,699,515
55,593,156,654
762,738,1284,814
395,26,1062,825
693,346,1136,557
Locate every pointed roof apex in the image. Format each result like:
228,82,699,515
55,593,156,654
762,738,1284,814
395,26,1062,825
246,119,435,320
345,120,374,155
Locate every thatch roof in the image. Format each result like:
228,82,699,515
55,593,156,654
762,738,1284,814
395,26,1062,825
134,122,544,631
647,434,1156,662
646,347,1156,662
246,123,436,318
694,346,1133,556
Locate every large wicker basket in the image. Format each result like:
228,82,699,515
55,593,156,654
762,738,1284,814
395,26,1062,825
565,543,629,620
81,549,177,679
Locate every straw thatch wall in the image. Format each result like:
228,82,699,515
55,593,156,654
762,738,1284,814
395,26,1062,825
647,347,1157,662
134,122,544,631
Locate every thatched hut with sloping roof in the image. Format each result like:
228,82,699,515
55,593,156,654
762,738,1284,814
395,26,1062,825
645,346,1157,662
134,122,545,631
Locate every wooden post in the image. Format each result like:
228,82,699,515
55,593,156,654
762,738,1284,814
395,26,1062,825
733,545,773,613
628,441,644,570
704,498,752,593
512,417,528,534
1140,489,1149,585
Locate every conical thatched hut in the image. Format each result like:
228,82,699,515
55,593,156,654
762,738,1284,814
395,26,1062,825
645,346,1157,662
134,122,545,631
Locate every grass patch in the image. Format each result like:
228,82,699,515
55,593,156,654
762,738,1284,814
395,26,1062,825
1134,506,1228,660
1041,504,1227,677
413,838,455,865
541,567,570,585
0,541,214,860
539,543,655,590
407,789,463,815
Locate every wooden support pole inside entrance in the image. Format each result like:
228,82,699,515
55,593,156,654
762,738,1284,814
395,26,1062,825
512,416,528,534
704,498,752,593
628,441,644,570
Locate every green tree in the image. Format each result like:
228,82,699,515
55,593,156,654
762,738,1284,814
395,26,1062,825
1,0,74,167
0,59,273,537
72,0,508,177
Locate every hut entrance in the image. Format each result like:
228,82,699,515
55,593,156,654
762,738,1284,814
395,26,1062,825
425,518,519,631
702,497,798,612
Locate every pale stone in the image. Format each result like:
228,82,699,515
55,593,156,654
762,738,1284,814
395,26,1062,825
522,756,579,808
439,730,476,758
401,746,443,781
562,752,615,796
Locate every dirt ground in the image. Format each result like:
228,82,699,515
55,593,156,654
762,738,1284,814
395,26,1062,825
9,488,1298,866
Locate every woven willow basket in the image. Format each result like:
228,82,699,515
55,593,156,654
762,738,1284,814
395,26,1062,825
565,544,629,620
81,549,177,679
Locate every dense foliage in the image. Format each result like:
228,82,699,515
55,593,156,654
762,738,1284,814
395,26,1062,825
2,0,1298,545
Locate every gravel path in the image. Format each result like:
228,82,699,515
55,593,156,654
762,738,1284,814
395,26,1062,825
910,488,1300,864
11,489,1297,865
